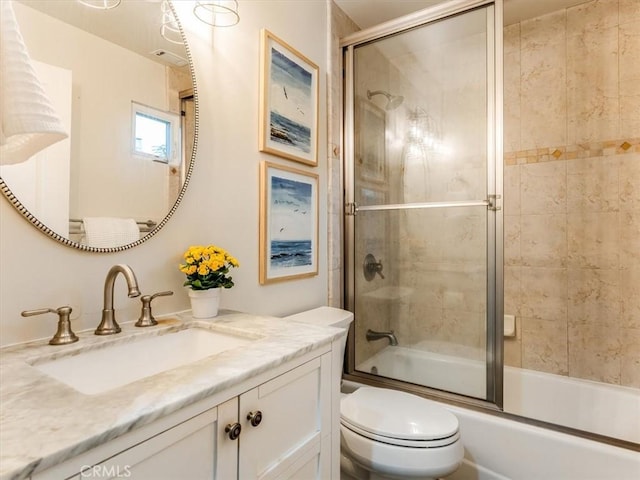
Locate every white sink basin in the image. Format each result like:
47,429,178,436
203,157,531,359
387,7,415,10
33,328,254,395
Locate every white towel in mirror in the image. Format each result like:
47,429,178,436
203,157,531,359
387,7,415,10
0,0,68,165
82,217,140,248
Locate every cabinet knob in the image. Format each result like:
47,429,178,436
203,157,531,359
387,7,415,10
225,422,242,440
247,410,263,427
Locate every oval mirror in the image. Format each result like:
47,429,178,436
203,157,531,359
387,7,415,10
0,0,197,252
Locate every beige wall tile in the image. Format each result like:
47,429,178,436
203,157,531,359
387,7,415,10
567,25,619,144
504,165,521,215
500,0,638,390
504,23,521,153
393,304,443,348
441,270,486,313
619,154,640,209
522,316,569,375
328,267,342,308
398,267,444,308
620,0,640,24
621,267,640,329
439,309,486,351
567,212,620,268
568,268,621,326
504,215,521,266
354,299,391,366
567,156,619,212
521,214,567,267
566,0,619,34
425,164,486,203
620,327,640,388
437,211,487,265
521,161,567,214
520,267,568,320
620,210,640,268
569,323,621,383
504,333,522,367
504,266,521,317
520,11,567,150
619,21,640,138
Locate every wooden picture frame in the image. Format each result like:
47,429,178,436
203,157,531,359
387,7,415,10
259,161,319,284
356,98,386,183
259,29,319,167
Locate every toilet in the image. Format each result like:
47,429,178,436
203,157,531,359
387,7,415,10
283,307,464,480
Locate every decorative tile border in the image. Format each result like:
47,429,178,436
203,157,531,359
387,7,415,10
505,137,640,165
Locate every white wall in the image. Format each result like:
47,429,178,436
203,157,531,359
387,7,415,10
0,0,329,347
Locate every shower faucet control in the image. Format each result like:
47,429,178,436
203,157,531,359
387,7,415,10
364,253,385,281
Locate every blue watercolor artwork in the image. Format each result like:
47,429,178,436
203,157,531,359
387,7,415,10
269,48,312,154
269,175,313,269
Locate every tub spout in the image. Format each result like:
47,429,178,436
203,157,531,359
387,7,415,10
366,329,398,346
95,264,140,335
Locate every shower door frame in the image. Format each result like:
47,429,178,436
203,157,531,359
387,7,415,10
341,0,505,410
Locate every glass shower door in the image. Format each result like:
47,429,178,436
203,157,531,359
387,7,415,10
344,3,502,403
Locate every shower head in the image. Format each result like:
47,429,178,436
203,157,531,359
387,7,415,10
366,89,404,111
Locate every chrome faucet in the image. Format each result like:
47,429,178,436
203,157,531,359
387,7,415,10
366,329,398,346
95,264,141,335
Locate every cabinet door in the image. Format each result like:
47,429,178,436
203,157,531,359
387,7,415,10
68,407,218,480
238,356,329,480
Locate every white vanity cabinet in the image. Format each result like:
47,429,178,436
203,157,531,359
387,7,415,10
32,349,336,480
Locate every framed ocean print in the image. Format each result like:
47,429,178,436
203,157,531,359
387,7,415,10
259,29,319,166
259,161,318,284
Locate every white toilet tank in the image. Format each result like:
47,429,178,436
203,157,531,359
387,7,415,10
283,307,353,361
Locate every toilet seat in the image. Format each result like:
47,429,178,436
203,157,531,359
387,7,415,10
341,420,460,448
340,387,460,447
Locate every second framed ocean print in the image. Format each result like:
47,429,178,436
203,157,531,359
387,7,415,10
259,29,319,166
259,161,318,284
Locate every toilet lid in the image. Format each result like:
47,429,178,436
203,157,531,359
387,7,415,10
340,387,459,441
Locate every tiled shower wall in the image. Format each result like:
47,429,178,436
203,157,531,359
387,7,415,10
331,0,639,387
503,0,640,387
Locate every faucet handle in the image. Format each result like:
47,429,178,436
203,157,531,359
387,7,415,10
135,291,173,327
363,254,385,280
22,306,79,346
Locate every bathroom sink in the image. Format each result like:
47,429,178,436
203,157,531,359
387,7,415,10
32,327,255,395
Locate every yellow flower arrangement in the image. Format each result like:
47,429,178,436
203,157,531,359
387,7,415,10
179,245,239,290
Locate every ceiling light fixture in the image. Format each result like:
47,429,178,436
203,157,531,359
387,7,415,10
160,0,183,45
193,1,240,27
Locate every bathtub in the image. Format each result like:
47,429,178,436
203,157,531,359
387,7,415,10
354,345,640,478
442,402,640,480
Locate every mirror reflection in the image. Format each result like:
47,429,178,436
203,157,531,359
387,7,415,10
0,0,195,250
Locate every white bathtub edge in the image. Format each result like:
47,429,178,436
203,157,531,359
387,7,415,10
445,403,640,480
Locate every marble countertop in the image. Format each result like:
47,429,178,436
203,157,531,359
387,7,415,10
0,310,344,480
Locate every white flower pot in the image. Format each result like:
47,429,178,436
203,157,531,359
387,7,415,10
188,288,221,318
